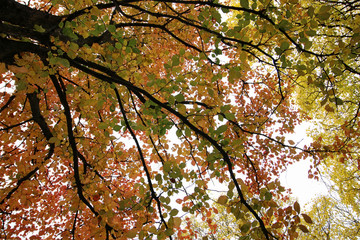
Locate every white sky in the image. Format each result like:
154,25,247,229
280,159,328,206
280,122,329,206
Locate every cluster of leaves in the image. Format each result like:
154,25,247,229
298,194,360,240
0,0,359,239
186,186,313,240
292,0,360,238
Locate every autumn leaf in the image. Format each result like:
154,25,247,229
298,224,309,233
300,213,312,225
217,195,228,205
294,201,301,213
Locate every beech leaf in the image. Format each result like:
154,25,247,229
294,201,301,213
298,224,309,233
301,213,313,224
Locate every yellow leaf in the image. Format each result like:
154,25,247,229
126,228,138,238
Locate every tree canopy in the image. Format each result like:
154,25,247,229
0,0,359,239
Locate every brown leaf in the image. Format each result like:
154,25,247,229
294,201,301,213
324,104,334,112
298,224,309,233
301,213,313,224
272,222,282,229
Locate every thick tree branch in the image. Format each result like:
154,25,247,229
0,93,55,205
0,37,48,65
0,0,62,30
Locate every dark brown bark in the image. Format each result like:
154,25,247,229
0,0,61,64
0,37,47,64
0,0,62,30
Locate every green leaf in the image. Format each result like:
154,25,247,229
34,25,46,33
185,127,191,138
308,6,315,17
98,122,108,130
335,97,344,105
179,48,185,56
216,124,227,134
221,7,230,13
109,104,116,112
306,30,317,36
126,229,138,238
113,125,121,131
168,95,175,105
224,113,235,120
280,41,290,50
172,55,180,66
318,5,331,14
62,26,78,40
214,48,222,55
211,10,222,23
66,84,75,93
115,42,122,49
265,192,272,201
159,127,166,136
69,42,79,52
278,20,292,30
170,209,179,216
176,129,182,138
207,152,219,163
240,223,251,233
220,105,231,113
332,67,343,76
240,0,249,8
175,94,185,102
317,6,331,20
108,25,116,33
164,228,174,236
16,79,27,91
218,114,224,121
128,39,137,47
163,162,171,173
228,67,242,84
57,58,70,68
